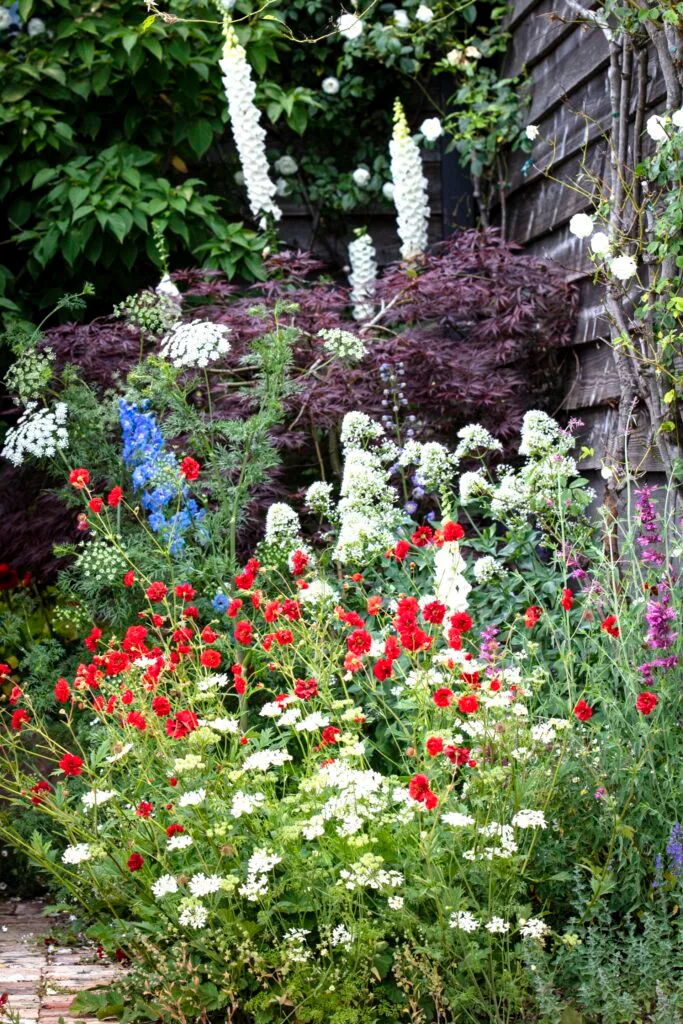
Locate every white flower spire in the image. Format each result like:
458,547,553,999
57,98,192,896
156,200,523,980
219,18,281,226
347,232,377,320
389,99,430,260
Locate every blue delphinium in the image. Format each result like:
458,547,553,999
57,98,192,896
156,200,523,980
119,400,204,554
212,592,229,613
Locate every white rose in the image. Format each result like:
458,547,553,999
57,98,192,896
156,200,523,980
0,8,12,31
322,76,340,95
415,5,433,22
274,155,298,176
393,9,410,28
275,177,291,197
382,181,395,201
525,124,539,141
672,108,683,129
420,117,443,142
27,16,46,35
446,48,466,67
609,254,638,281
465,45,481,58
568,213,594,239
337,12,363,39
352,167,371,188
589,231,610,255
645,114,667,142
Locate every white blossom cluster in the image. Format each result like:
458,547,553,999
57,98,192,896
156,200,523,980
81,789,116,809
2,401,68,466
338,853,403,892
62,843,94,865
472,555,507,584
152,874,179,900
75,540,128,586
178,900,209,930
230,790,265,818
347,233,377,320
238,848,282,901
263,502,303,560
400,439,457,492
568,212,637,281
188,873,224,897
219,21,282,225
389,100,430,259
318,327,368,364
305,480,334,517
159,319,231,369
242,748,293,772
455,423,503,460
4,347,55,404
519,410,569,458
459,469,493,504
178,788,206,807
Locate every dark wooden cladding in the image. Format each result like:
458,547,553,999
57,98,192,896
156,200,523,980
501,0,666,475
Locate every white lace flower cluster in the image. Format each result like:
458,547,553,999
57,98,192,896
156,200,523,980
219,20,281,226
2,401,68,466
159,319,231,369
347,233,377,320
318,327,368,364
338,853,403,892
238,848,282,901
400,439,457,492
75,539,128,586
62,843,94,865
305,480,334,517
389,99,430,259
472,555,506,584
262,502,304,560
455,423,503,460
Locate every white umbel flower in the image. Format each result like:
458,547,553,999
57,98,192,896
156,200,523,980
62,843,94,865
449,910,479,932
347,233,377,320
319,327,367,364
152,874,179,899
159,319,231,368
305,481,334,517
219,19,281,225
2,401,68,466
390,99,430,259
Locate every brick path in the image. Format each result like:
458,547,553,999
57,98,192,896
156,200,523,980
0,900,119,1024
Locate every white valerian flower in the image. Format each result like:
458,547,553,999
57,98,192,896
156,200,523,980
152,874,179,899
404,440,457,492
512,809,547,829
449,910,479,932
322,76,340,95
2,401,68,467
382,181,395,201
472,555,506,584
156,274,182,304
459,469,493,503
420,117,443,142
415,4,433,21
219,20,281,224
645,114,668,142
299,578,338,603
486,917,510,934
178,788,206,807
525,124,539,140
319,327,367,364
179,902,209,929
352,167,371,188
264,502,302,549
81,789,117,809
159,319,231,368
519,410,564,457
62,843,94,865
27,16,46,35
337,12,363,39
390,99,430,259
568,212,594,238
347,232,377,320
519,917,550,940
589,231,610,255
275,155,298,176
442,811,476,827
672,108,683,128
455,423,503,459
393,8,410,28
305,480,334,517
188,873,224,897
609,254,637,281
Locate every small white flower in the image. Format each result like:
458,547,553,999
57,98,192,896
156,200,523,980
337,12,363,39
81,789,116,809
511,809,547,830
205,717,240,733
331,924,353,950
152,874,179,899
230,791,265,818
589,231,610,255
393,9,410,28
388,895,404,909
179,902,209,929
525,124,539,141
295,712,330,732
609,254,638,281
415,4,433,21
442,811,475,827
420,117,443,142
2,401,69,467
645,114,667,142
322,76,340,95
519,917,550,940
27,16,46,35
485,917,510,934
275,176,291,198
568,213,594,239
352,167,371,188
449,910,479,933
178,788,205,808
382,181,395,201
62,843,93,865
167,834,193,851
188,873,223,897
275,155,298,176
159,320,231,369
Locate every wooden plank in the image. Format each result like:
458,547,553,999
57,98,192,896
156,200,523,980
519,225,594,279
572,405,664,471
527,26,609,124
503,0,598,77
504,0,546,33
563,339,619,409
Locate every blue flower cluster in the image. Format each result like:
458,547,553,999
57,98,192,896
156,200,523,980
119,400,204,554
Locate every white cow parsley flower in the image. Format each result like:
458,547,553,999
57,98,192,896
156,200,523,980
188,873,224,897
230,791,265,818
449,911,479,932
179,902,209,929
81,789,117,809
519,917,550,940
159,319,230,369
152,874,179,899
442,811,476,827
178,788,206,808
319,327,367,364
511,809,547,829
485,917,510,934
167,834,194,851
242,748,293,771
62,843,94,865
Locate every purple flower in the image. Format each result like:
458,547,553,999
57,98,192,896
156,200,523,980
635,487,664,567
594,787,607,800
666,824,683,880
645,587,678,651
637,654,678,686
479,625,500,667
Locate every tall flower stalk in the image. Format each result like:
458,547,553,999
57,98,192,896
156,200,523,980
347,232,377,320
389,99,430,260
219,18,281,227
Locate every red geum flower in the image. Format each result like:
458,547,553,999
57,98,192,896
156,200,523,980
107,486,123,507
105,651,130,676
0,564,19,590
337,607,365,628
321,725,341,745
0,663,12,678
30,781,51,805
458,694,479,715
152,696,171,717
59,753,84,777
442,521,465,542
88,497,103,514
426,736,444,756
561,588,574,611
424,790,438,810
183,605,199,621
411,525,433,547
200,649,221,669
347,628,372,656
408,773,430,801
69,468,90,490
343,652,363,673
366,595,382,616
226,598,243,618
433,687,455,708
126,711,147,731
385,635,401,660
524,605,543,628
393,539,411,561
282,598,301,621
175,583,196,601
123,570,135,587
290,549,309,576
574,699,594,722
601,615,620,638
423,600,446,625
444,745,470,766
84,627,102,652
636,691,658,715
180,456,200,481
127,853,144,872
166,823,184,837
11,709,30,731
400,628,433,652
450,612,473,633
294,677,319,700
136,801,153,818
234,620,253,646
9,685,21,705
275,628,293,646
54,677,70,703
146,581,168,603
263,600,281,624
373,658,393,682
